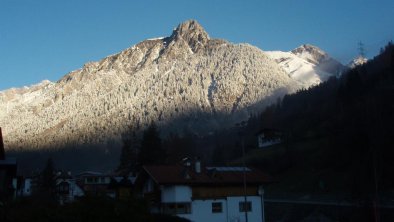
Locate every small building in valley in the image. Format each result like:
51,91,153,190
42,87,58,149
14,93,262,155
257,128,283,148
135,159,271,222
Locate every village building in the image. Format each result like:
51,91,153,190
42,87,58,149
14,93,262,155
55,171,85,204
0,127,18,201
135,159,271,222
75,171,112,196
19,177,32,197
107,176,134,200
257,128,284,148
75,171,135,199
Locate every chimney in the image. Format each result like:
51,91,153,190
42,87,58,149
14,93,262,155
0,127,5,160
195,157,201,174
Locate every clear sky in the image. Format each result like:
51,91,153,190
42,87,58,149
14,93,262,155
1,0,393,90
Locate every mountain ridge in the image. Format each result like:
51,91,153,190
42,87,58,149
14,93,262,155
0,20,297,152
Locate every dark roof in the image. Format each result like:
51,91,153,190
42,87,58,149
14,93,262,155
75,171,106,178
141,165,272,186
0,157,17,166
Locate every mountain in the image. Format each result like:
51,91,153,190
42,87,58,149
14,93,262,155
0,20,297,155
266,44,345,87
348,55,368,68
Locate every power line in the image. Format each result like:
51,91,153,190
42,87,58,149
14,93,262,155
358,41,366,57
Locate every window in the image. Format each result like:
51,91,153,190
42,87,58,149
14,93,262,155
163,203,177,214
57,182,70,194
162,202,192,214
239,201,252,212
176,203,191,214
212,202,222,213
86,177,99,184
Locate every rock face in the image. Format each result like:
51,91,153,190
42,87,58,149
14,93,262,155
266,44,345,87
170,20,209,53
0,20,297,151
291,44,329,65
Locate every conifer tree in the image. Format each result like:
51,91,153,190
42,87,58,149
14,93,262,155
139,122,165,165
39,158,56,195
117,130,140,175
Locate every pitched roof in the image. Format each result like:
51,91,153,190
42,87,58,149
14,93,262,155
142,165,272,186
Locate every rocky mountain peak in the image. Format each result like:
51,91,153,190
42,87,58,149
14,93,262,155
291,44,328,65
169,20,210,53
292,44,326,55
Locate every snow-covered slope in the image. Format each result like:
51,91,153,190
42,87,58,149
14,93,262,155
0,20,297,151
348,56,368,68
265,50,332,86
266,44,345,87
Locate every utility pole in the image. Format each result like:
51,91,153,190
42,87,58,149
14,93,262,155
242,135,248,222
237,121,248,222
358,41,366,57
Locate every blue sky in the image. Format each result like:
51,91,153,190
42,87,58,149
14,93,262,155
1,0,393,90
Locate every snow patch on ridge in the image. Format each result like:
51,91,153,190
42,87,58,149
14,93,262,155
266,51,329,87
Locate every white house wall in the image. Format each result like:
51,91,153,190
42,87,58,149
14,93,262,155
180,199,227,222
161,185,192,202
172,195,263,222
227,196,262,222
22,178,32,196
72,182,85,197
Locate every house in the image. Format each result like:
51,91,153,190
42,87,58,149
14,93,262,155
55,171,84,204
135,159,272,222
19,173,41,197
0,158,17,200
257,128,283,148
76,171,114,196
108,176,134,200
0,127,18,200
75,171,136,199
19,177,32,197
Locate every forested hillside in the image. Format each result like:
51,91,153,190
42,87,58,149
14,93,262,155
251,42,394,199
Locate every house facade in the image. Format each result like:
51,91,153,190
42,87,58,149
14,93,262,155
20,177,32,197
55,171,84,204
76,171,113,196
135,160,271,222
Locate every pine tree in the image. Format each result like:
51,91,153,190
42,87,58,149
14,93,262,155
163,132,195,164
117,130,140,176
139,122,165,165
39,158,56,195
